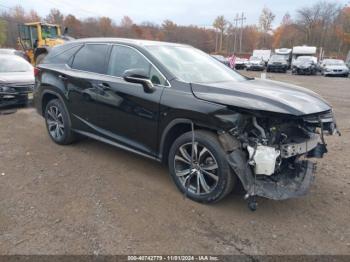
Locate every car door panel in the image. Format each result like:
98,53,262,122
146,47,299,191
92,75,164,155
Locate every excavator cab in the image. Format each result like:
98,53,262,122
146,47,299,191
18,22,65,65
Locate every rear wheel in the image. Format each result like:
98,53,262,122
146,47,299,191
168,130,236,203
44,99,76,145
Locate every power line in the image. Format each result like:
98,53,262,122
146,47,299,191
232,12,246,54
45,0,103,17
0,3,12,10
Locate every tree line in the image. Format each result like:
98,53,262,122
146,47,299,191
0,1,349,57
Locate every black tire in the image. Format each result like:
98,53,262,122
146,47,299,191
168,130,236,203
44,99,76,145
35,53,47,65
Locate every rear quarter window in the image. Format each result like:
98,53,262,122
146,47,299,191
43,44,82,65
71,44,109,74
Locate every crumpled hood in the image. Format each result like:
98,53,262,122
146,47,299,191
294,61,314,68
191,78,331,116
0,72,34,85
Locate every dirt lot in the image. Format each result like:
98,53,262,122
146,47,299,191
0,72,349,256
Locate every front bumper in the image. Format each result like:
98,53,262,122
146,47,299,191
0,84,33,107
293,67,316,75
267,64,288,72
235,64,245,70
324,70,349,76
227,150,316,200
247,65,265,71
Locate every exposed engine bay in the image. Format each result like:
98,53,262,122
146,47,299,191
219,110,340,210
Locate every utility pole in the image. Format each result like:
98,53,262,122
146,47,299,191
233,14,239,53
215,29,219,53
239,12,246,54
232,13,246,54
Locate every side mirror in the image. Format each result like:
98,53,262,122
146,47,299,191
122,68,154,93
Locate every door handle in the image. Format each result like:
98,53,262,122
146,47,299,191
97,83,111,91
58,74,67,81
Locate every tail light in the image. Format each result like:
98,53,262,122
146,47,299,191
34,67,40,77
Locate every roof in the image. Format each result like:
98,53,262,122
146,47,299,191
24,22,60,27
275,48,292,54
70,37,190,47
292,46,317,54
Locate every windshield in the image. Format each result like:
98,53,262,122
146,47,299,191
0,55,32,73
41,25,58,39
270,55,286,62
324,59,345,66
145,45,246,83
250,56,261,61
297,56,313,62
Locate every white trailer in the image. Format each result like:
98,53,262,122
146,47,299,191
252,49,272,64
292,46,317,65
275,48,292,66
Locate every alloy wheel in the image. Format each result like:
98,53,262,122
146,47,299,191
46,105,65,140
174,142,219,195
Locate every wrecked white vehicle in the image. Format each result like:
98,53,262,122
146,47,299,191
292,56,318,75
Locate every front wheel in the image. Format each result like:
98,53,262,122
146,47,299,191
168,130,236,203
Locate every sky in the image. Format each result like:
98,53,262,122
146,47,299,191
1,0,349,28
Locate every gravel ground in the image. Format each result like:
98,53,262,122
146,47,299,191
0,72,349,256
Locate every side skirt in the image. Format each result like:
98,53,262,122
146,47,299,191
73,129,161,162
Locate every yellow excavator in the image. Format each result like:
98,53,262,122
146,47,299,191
17,22,71,65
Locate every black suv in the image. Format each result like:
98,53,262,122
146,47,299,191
34,38,338,207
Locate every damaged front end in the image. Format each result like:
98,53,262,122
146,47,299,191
219,109,339,208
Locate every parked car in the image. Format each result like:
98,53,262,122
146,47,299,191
211,55,230,67
246,56,265,71
0,54,34,107
275,48,292,68
320,59,349,77
292,56,318,75
0,48,29,61
234,58,247,70
34,38,338,208
266,55,288,73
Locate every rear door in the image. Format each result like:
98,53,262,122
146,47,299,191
65,43,111,130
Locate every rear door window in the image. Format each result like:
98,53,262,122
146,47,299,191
72,44,109,74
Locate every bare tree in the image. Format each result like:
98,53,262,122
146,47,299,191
120,16,133,28
213,15,227,52
0,19,6,46
259,7,275,48
45,8,64,27
259,7,275,32
296,1,341,46
99,17,114,37
64,14,83,38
